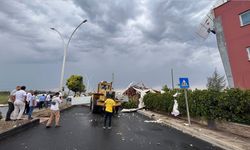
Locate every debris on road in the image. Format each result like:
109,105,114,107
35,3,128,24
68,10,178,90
121,108,138,113
121,107,145,113
144,119,163,124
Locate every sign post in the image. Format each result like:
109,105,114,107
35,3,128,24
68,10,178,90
179,78,191,126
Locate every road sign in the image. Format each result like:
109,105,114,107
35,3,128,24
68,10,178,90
179,78,189,89
179,77,191,125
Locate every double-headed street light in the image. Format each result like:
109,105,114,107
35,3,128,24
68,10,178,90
51,19,87,92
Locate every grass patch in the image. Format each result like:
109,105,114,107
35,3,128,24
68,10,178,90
0,92,9,104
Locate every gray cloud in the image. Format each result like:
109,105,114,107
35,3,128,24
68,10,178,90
0,0,224,91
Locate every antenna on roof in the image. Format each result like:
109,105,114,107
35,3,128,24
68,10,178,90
196,10,216,39
196,0,229,39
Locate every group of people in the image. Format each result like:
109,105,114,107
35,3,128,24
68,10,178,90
5,86,63,128
5,86,37,121
5,85,117,129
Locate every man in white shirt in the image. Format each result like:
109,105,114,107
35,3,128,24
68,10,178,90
5,86,20,121
25,91,32,114
46,92,62,128
45,94,51,108
28,91,37,120
13,86,27,120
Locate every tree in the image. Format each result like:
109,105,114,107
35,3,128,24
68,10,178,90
66,75,85,95
206,69,226,91
162,84,170,92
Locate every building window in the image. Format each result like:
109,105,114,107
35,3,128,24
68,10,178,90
240,10,250,26
247,47,250,61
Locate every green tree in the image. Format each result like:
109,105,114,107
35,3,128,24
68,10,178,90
66,75,85,95
206,69,226,91
162,84,170,92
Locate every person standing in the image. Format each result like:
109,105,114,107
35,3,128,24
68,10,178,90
28,91,37,120
45,93,51,108
25,91,32,114
103,94,116,129
5,86,20,121
46,92,62,128
38,94,46,109
13,86,27,120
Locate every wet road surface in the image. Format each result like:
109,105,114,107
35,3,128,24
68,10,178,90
0,106,222,150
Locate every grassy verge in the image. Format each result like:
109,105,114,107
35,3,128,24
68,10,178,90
0,92,9,104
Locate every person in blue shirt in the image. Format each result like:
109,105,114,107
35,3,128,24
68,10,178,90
38,94,46,109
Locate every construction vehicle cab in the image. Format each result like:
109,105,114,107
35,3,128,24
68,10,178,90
90,81,121,113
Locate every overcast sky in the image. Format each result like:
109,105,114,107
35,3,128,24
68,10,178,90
0,0,225,91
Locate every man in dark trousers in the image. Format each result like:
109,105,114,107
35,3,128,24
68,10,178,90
103,94,116,129
5,86,20,121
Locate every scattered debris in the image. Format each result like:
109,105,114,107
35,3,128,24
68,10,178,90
123,82,159,108
121,108,138,113
144,119,163,124
121,107,145,113
171,99,180,117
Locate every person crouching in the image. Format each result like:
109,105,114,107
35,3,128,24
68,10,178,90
46,92,62,128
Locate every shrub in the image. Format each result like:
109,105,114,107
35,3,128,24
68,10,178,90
121,101,138,109
143,88,250,125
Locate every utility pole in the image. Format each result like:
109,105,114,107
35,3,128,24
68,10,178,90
112,72,115,89
171,68,174,89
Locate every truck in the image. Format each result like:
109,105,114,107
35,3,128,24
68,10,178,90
90,81,121,113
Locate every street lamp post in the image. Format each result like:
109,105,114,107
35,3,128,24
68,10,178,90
51,19,87,92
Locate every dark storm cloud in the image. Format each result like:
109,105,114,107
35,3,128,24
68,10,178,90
73,0,141,33
140,0,212,43
0,0,224,91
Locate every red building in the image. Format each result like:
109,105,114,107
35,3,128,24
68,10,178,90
213,0,250,89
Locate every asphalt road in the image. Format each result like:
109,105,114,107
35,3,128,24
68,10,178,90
0,106,222,150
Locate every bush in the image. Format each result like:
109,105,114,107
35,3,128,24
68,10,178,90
143,88,250,125
218,89,250,124
121,101,138,109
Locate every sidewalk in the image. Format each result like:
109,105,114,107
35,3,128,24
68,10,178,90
0,102,72,134
138,110,250,150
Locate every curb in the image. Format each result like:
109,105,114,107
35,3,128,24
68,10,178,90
137,110,242,150
0,119,40,141
0,105,74,141
0,104,8,107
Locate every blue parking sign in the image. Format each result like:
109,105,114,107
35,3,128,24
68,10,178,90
179,78,189,89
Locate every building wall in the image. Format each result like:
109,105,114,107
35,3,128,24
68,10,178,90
214,1,250,89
